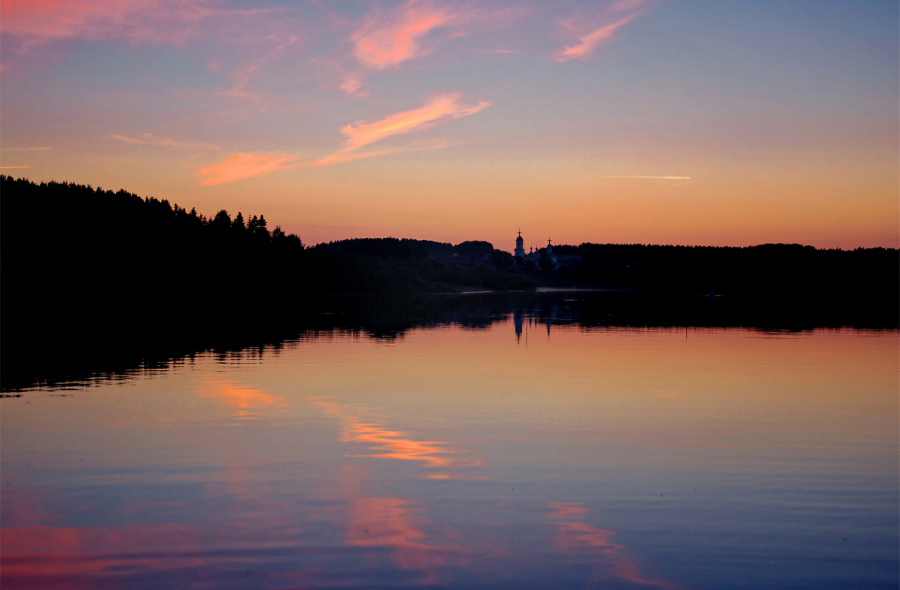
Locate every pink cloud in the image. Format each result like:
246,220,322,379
307,138,463,168
109,132,219,150
339,72,368,98
308,93,488,166
219,34,301,105
0,0,287,49
196,94,487,184
352,1,462,69
1,1,301,115
196,152,297,186
0,0,206,45
555,1,650,62
343,93,488,152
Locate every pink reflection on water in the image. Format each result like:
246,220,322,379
200,379,285,419
313,398,483,476
548,502,679,589
1,521,219,588
346,496,467,585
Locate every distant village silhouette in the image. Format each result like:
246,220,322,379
513,229,582,271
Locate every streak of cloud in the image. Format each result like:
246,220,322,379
196,152,297,186
600,175,691,180
0,0,288,51
309,93,489,166
0,0,204,45
0,146,52,151
352,0,461,69
195,94,486,184
555,1,650,62
109,132,220,151
343,93,487,151
306,138,463,168
219,34,301,104
0,165,31,169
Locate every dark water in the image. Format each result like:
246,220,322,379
2,297,898,589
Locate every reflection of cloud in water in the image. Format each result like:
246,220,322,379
200,380,285,419
313,398,483,476
548,502,679,589
0,521,266,587
346,497,467,584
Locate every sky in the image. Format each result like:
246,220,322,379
1,0,897,250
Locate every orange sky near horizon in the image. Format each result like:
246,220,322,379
0,0,897,250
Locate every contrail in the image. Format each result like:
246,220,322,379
601,175,691,180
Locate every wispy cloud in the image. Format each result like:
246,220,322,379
109,132,220,150
555,1,650,62
339,72,368,98
0,0,205,45
0,144,49,170
309,93,489,166
307,138,463,168
601,175,691,180
196,93,488,184
218,34,301,105
352,0,462,69
196,152,297,186
0,0,289,53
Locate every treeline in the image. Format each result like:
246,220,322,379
1,176,306,320
547,242,897,293
0,176,529,302
540,242,898,325
307,238,527,293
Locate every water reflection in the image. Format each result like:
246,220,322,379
7,290,897,392
345,497,467,586
2,301,897,589
201,379,286,419
548,502,678,589
315,398,483,477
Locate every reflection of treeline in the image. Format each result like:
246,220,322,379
0,176,531,389
7,288,897,392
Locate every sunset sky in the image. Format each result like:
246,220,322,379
1,0,897,250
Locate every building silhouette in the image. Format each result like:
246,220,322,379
514,231,558,269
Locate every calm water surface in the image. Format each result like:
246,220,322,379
2,317,898,589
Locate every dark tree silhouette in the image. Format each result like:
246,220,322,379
2,174,895,391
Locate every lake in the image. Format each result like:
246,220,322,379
2,295,898,589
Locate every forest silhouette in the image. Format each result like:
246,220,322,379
2,175,897,389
